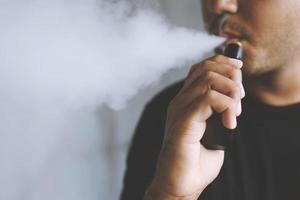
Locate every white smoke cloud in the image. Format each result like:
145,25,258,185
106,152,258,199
0,0,224,199
0,0,223,109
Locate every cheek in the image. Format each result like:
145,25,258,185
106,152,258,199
239,0,298,56
238,0,300,74
247,2,300,54
239,0,290,39
240,3,281,34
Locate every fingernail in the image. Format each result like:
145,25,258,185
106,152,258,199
240,83,246,98
228,58,243,68
231,117,237,129
236,101,242,116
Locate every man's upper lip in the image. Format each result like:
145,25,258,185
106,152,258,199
219,29,243,40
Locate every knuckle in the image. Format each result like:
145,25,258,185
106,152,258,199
212,55,225,62
205,71,215,83
226,66,240,79
228,99,236,108
202,60,213,67
189,77,209,96
206,90,216,101
201,60,214,71
228,67,237,78
231,84,241,98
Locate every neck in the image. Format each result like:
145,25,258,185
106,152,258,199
245,64,300,106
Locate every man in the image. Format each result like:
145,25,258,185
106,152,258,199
121,0,300,199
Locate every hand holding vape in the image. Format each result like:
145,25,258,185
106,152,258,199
201,41,243,150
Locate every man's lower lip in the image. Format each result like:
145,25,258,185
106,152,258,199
225,37,244,44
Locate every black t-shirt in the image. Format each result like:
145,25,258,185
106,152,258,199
120,81,300,200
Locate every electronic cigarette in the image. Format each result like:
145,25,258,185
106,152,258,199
201,41,243,150
224,41,243,60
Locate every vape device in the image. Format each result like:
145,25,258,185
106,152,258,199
224,41,243,60
201,41,243,150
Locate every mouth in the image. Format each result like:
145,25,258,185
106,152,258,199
215,30,245,54
220,28,244,42
209,13,245,42
209,14,248,54
212,25,245,49
218,26,245,41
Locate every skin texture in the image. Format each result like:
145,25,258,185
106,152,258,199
145,0,300,200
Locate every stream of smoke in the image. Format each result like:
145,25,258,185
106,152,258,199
0,0,224,199
0,0,223,109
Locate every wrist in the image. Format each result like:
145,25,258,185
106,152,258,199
144,182,201,200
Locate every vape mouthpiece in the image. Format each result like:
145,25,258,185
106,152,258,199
223,41,243,60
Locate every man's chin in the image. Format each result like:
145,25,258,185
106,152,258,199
240,46,269,76
242,60,275,78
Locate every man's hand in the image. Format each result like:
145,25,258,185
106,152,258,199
144,55,245,200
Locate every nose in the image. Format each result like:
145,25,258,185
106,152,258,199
207,0,238,14
202,0,238,33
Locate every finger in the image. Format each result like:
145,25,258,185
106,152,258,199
186,89,235,125
222,108,237,129
190,61,244,116
205,72,242,124
188,55,243,76
209,54,243,68
202,71,241,127
172,90,234,142
236,101,242,117
183,71,242,106
185,60,243,92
